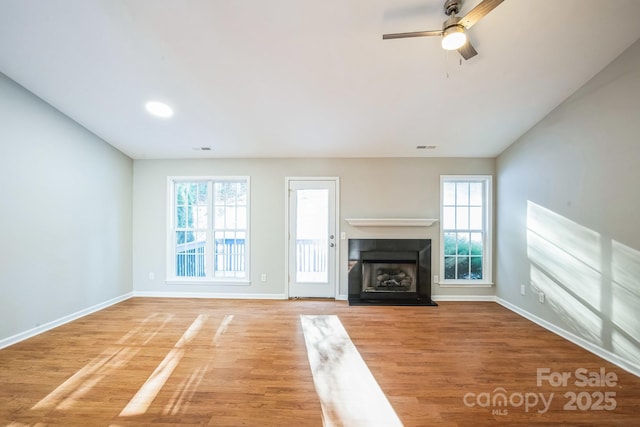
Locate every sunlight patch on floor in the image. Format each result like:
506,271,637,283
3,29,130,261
31,313,173,411
162,314,235,415
300,315,403,427
163,364,208,416
116,312,176,346
32,346,140,411
213,314,234,346
119,314,208,417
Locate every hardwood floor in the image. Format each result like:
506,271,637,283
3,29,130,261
1,298,639,426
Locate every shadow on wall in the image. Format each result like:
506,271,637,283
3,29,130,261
526,201,640,367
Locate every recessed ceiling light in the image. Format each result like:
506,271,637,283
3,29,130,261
145,101,173,118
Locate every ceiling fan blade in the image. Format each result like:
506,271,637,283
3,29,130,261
460,0,505,30
458,40,478,60
382,30,442,40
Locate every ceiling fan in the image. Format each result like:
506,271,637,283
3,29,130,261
382,0,505,60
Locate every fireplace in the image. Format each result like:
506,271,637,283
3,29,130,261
348,239,436,306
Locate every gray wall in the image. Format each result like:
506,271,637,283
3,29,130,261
0,73,133,342
496,39,640,368
133,157,495,298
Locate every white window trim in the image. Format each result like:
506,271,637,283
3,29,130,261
166,176,251,285
439,175,493,286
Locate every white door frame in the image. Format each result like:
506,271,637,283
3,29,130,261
284,177,340,298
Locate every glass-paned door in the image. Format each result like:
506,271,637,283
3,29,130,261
287,179,337,298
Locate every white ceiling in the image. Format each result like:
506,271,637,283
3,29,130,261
1,0,640,159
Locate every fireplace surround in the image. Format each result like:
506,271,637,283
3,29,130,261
348,238,436,306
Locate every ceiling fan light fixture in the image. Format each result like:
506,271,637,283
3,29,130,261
441,25,467,50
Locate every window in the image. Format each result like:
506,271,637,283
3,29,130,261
168,177,250,283
440,175,492,285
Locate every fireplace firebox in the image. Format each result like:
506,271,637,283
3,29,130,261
348,239,436,306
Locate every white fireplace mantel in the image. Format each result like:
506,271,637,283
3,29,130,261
344,218,438,227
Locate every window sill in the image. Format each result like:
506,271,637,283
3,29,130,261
438,281,494,288
166,278,251,286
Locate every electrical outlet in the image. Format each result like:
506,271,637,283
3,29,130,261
521,284,526,295
149,272,155,280
434,275,439,284
261,273,267,282
539,292,545,303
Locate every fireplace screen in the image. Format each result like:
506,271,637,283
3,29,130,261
362,262,417,293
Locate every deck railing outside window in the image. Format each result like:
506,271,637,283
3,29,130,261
176,238,245,277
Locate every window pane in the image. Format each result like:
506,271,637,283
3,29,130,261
469,182,483,206
175,181,209,230
456,182,469,205
214,231,246,277
237,206,247,229
176,206,186,228
457,233,470,255
215,207,224,228
176,231,185,245
214,181,247,231
444,232,457,255
457,257,470,279
198,183,208,202
237,182,248,205
469,206,483,230
443,206,456,229
196,204,208,229
225,206,237,229
470,257,483,279
443,182,456,205
175,231,206,277
470,232,483,256
214,183,225,205
296,189,329,283
187,206,194,228
187,183,198,204
222,182,235,205
215,182,239,204
215,181,245,206
456,207,469,230
234,182,243,205
297,189,328,239
176,183,187,205
194,232,206,277
444,257,456,280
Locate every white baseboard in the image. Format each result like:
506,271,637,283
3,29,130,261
496,297,640,378
432,295,497,302
133,291,288,300
135,292,349,301
0,292,133,350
